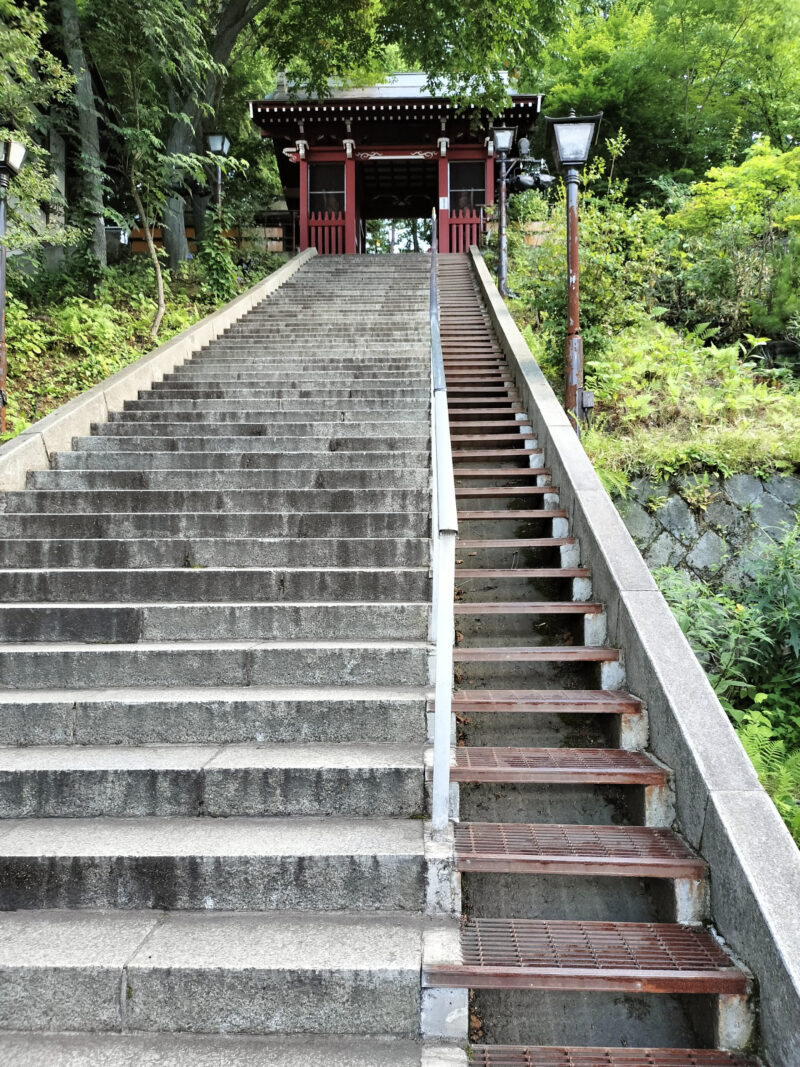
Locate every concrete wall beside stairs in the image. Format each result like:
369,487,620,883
469,246,800,1067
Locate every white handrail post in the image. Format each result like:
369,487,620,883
428,208,459,838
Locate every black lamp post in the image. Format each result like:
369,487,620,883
0,138,27,435
544,110,602,433
493,126,516,297
206,132,231,217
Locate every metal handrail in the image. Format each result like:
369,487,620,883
429,209,458,835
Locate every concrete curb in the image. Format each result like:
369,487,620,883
0,249,318,491
470,244,800,1066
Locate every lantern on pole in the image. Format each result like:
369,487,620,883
0,138,28,435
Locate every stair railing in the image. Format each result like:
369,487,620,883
429,209,459,835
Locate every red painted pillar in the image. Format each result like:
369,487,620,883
438,154,450,253
344,154,357,254
485,152,495,206
299,157,309,251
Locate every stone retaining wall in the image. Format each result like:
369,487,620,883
617,473,800,584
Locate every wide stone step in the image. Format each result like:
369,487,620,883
0,638,429,688
107,409,428,425
71,434,428,453
142,387,429,400
0,909,435,1035
0,567,429,602
51,449,429,471
0,602,429,642
0,816,427,911
1,487,429,514
0,684,428,745
90,420,427,437
0,511,428,539
0,1033,445,1067
118,399,428,415
28,468,429,491
0,742,424,817
160,373,427,384
0,536,429,569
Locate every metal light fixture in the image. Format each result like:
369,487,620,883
206,132,231,157
206,131,231,214
492,126,516,155
493,127,516,297
543,110,603,434
0,138,28,434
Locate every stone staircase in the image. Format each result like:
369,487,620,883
0,255,459,1063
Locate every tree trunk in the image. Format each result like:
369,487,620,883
131,179,166,341
161,0,262,269
60,0,107,269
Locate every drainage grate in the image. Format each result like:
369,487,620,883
452,747,666,785
455,823,706,878
469,1048,758,1066
425,918,747,993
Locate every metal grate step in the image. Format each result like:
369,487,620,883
424,918,747,993
452,647,619,663
469,1048,757,1066
451,747,665,785
455,823,706,878
450,690,642,715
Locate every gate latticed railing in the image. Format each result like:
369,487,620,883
449,209,484,253
309,211,345,255
429,209,459,834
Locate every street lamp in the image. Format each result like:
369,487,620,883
206,132,231,215
493,126,516,297
544,109,602,433
0,138,28,435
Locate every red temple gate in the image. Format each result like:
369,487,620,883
250,74,542,255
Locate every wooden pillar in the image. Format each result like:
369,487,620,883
344,153,357,254
438,154,450,253
299,156,309,251
485,151,495,205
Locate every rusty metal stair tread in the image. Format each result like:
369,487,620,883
453,469,549,478
457,538,576,549
424,919,747,993
451,747,666,784
453,603,602,615
455,823,706,877
456,511,568,521
450,689,642,714
455,487,554,497
455,568,587,577
451,435,536,444
468,1047,758,1066
453,647,619,663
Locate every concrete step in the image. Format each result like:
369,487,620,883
0,536,429,569
71,434,429,453
89,420,428,437
0,1033,449,1067
0,685,428,745
0,816,427,911
118,399,428,415
0,567,430,602
0,602,429,642
160,373,428,383
0,742,425,817
51,449,429,471
106,409,429,425
0,511,429,539
1,487,429,514
28,469,429,491
142,388,430,400
0,909,441,1035
0,638,430,689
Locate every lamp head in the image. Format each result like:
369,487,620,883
544,110,603,170
206,132,231,157
492,126,516,155
0,138,27,176
518,137,531,159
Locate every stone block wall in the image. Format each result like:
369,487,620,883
616,472,800,585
